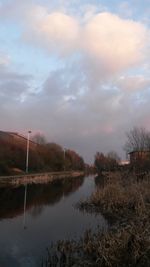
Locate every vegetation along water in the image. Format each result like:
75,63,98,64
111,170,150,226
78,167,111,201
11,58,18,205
0,175,107,267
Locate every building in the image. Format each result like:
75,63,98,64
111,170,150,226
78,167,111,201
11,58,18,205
119,160,130,166
129,150,150,164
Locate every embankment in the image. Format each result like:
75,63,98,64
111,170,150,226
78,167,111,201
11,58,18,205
0,171,84,187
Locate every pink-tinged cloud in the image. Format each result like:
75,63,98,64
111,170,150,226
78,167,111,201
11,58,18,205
117,75,150,92
24,8,149,76
24,7,79,56
82,12,148,73
0,1,150,162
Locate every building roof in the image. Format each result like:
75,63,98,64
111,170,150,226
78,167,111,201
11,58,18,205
128,150,150,154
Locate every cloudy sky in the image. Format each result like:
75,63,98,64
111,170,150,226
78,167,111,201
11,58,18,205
0,0,150,162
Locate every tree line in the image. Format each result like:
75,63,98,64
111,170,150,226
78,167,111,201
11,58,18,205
94,151,120,174
94,127,150,174
1,127,150,176
0,133,85,175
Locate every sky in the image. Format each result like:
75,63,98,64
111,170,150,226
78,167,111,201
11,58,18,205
0,0,150,163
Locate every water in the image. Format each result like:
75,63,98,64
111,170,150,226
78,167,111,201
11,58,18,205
0,175,107,266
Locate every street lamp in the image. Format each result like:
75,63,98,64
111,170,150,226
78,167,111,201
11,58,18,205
23,130,31,229
64,148,66,172
26,130,31,173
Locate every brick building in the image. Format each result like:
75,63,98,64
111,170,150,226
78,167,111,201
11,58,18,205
129,150,150,164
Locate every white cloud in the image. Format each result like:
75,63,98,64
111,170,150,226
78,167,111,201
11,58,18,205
24,7,79,56
1,1,149,75
22,7,149,78
82,12,148,74
0,1,150,161
117,75,150,92
0,53,10,66
0,56,33,103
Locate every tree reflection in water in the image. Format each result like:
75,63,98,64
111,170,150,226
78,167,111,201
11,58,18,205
0,176,84,220
94,174,105,188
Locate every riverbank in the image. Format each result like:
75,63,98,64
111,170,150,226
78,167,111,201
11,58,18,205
0,171,84,187
44,171,150,267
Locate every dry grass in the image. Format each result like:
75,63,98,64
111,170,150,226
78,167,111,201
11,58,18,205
43,171,150,267
80,172,150,220
43,218,150,267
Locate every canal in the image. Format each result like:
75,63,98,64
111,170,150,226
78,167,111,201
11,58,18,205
0,175,107,266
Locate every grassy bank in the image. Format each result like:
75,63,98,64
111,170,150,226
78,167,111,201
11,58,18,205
79,172,150,220
43,171,150,267
0,171,85,187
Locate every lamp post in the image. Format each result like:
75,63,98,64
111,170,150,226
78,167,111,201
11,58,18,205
23,130,31,229
64,148,66,172
26,130,31,173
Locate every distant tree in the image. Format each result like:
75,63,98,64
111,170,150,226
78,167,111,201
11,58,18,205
107,151,120,171
31,133,46,145
107,151,120,163
42,143,64,171
145,132,150,150
94,152,107,173
84,164,96,174
65,150,85,171
94,151,120,173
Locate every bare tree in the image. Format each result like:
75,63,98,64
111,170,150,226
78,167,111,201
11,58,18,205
107,151,120,163
124,127,150,153
145,132,150,150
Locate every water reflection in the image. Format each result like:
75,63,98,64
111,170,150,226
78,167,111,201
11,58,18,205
0,175,107,267
23,184,27,229
0,176,84,220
